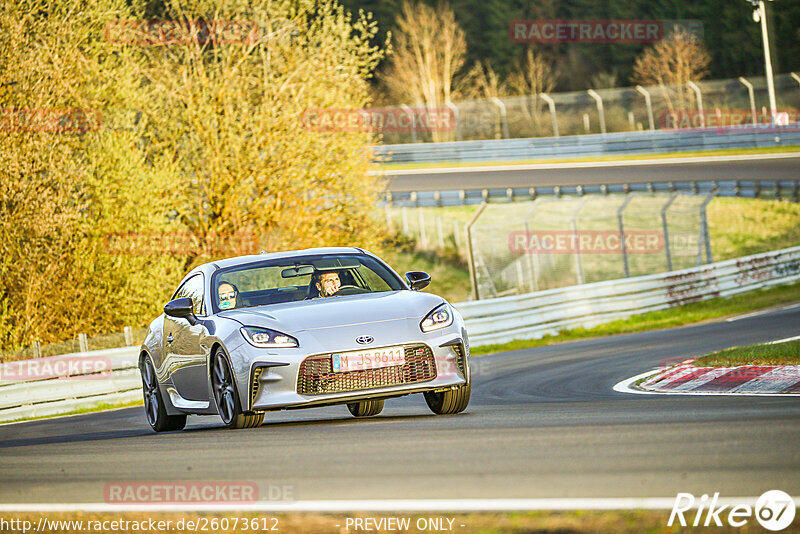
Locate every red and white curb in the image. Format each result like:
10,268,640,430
614,361,800,396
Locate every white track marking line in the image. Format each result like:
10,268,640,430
726,303,800,322
612,369,662,395
5,497,798,512
767,334,800,344
371,152,800,176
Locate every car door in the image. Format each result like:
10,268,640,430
163,274,210,402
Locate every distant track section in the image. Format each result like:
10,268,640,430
376,153,800,206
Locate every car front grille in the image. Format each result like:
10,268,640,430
297,344,437,395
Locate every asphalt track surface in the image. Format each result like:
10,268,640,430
1,306,799,504
382,154,800,192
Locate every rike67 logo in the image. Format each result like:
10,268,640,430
669,490,796,531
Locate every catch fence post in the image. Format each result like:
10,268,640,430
467,203,488,301
661,193,679,272
78,333,88,353
618,195,635,278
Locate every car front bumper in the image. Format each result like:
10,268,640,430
238,325,469,412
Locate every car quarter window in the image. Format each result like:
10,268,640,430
173,274,205,316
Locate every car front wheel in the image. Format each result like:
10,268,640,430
424,384,471,415
347,399,384,417
212,348,264,429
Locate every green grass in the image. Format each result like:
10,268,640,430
471,280,800,355
380,237,473,304
708,197,800,260
376,144,800,171
0,399,143,425
693,339,800,367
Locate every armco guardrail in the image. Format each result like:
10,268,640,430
373,127,800,164
454,246,800,347
385,179,800,207
3,246,798,423
0,347,140,423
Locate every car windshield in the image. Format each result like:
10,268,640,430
211,254,405,312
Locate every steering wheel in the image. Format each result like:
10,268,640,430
335,285,369,296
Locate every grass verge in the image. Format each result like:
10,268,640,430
471,280,800,356
693,339,800,367
0,399,142,426
376,144,800,171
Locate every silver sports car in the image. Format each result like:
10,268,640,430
139,247,471,431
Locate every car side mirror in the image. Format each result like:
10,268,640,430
164,297,197,325
405,271,431,291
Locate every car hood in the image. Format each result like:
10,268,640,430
217,290,446,333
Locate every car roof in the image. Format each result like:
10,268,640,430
205,247,367,271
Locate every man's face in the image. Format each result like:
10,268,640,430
218,283,236,310
316,272,341,297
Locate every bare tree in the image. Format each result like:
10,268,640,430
507,48,556,133
458,61,505,99
632,29,711,115
382,1,466,141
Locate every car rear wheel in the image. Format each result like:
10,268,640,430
140,356,186,432
347,399,384,417
424,384,471,415
212,349,264,429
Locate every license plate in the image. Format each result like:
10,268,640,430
331,346,405,373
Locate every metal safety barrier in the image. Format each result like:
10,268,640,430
373,127,800,164
386,179,800,207
0,347,140,423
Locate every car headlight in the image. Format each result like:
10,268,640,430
420,303,454,332
240,327,298,348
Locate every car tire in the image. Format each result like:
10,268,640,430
347,399,384,417
424,384,471,415
211,348,264,429
140,356,187,432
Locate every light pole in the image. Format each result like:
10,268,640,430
748,0,778,124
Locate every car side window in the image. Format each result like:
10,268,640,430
173,274,205,316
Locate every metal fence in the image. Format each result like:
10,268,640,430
466,194,712,299
455,245,800,347
388,193,714,300
375,72,800,145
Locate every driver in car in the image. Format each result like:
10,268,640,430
315,271,341,298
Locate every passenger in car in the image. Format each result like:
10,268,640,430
218,282,239,310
